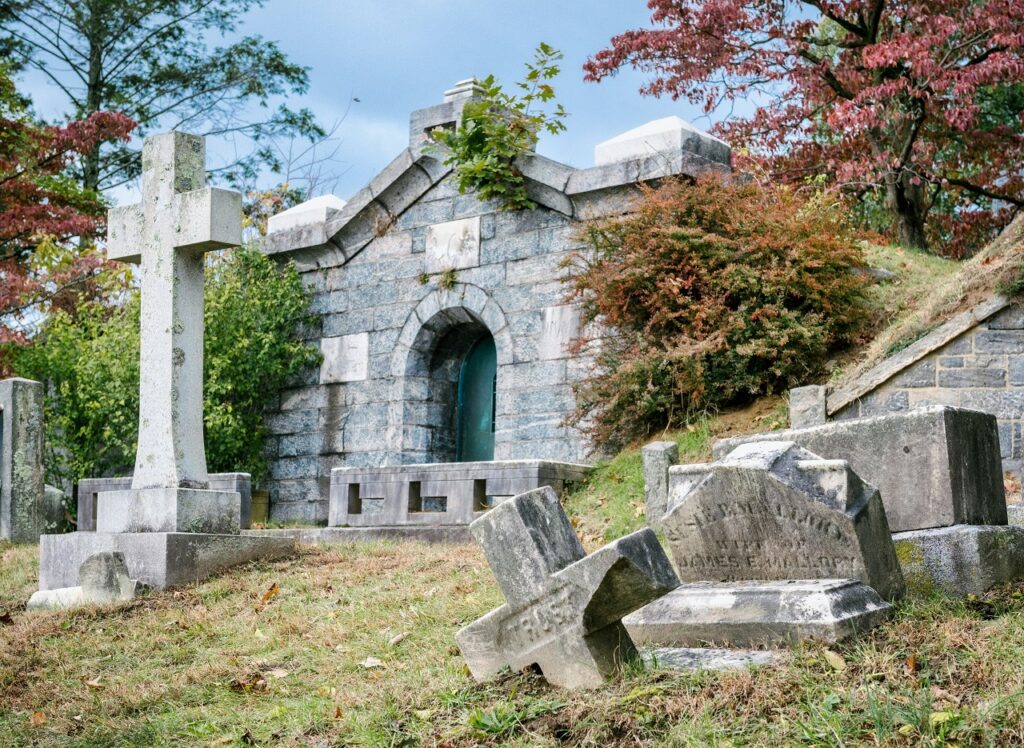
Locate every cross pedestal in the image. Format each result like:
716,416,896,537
34,132,293,595
456,486,679,689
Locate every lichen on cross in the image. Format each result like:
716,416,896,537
107,132,242,491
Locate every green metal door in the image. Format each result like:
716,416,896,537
456,335,496,462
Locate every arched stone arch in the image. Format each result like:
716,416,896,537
386,284,512,463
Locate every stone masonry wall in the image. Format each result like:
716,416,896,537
262,175,594,523
833,303,1024,474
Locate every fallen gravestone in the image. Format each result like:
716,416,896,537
707,407,1024,596
28,552,144,610
456,486,679,689
625,441,903,648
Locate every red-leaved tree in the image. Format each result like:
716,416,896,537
585,1,1024,255
0,68,134,355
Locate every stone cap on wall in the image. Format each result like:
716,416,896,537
261,80,732,267
826,295,1012,415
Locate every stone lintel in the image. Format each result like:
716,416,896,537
96,488,241,534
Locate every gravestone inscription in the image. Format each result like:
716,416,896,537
456,486,678,689
663,441,904,600
625,441,904,648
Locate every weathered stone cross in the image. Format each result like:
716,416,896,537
107,132,242,492
456,486,678,689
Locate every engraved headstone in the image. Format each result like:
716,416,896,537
425,216,480,272
625,441,904,648
456,486,678,689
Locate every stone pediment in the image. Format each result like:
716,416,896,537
262,82,731,272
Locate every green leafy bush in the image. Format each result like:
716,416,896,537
430,42,568,212
13,247,320,491
567,175,870,451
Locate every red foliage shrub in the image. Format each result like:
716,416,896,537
566,175,870,450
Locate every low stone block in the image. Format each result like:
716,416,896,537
28,551,145,610
712,406,1006,533
666,442,904,601
96,488,241,534
893,524,1024,596
456,486,679,689
641,441,677,527
789,385,827,428
39,532,294,591
625,580,892,648
643,647,784,672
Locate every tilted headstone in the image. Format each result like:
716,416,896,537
712,407,1024,596
0,378,45,542
663,441,904,600
456,486,678,689
28,552,144,610
711,406,1005,533
625,442,903,648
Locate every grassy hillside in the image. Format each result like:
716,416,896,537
4,413,1024,746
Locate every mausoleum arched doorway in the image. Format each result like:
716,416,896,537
456,335,496,462
392,286,512,465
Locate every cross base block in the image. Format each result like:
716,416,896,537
624,579,892,648
38,531,294,591
97,488,241,534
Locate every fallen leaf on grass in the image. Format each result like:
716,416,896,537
333,707,343,720
229,672,268,692
30,711,46,727
266,668,289,679
0,611,13,625
210,739,233,746
823,650,846,672
904,654,918,676
360,656,385,669
84,676,103,689
930,710,957,726
255,582,280,612
388,632,408,646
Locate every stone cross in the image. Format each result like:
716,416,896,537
456,486,678,689
107,132,242,490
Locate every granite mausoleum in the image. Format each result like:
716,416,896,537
260,80,732,524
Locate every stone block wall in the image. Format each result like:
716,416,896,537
261,176,595,523
832,303,1024,474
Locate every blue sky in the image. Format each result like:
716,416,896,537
21,1,723,203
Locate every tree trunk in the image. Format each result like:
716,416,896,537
885,170,929,251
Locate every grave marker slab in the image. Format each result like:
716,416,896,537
456,486,678,689
0,378,45,542
625,442,903,648
663,441,904,600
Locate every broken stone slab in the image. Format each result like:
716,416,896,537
893,524,1024,596
642,647,785,672
712,406,1006,533
625,579,892,648
28,552,145,610
456,486,679,689
664,441,905,601
641,441,677,529
38,532,294,591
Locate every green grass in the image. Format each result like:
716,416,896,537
564,421,716,545
4,429,1024,746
